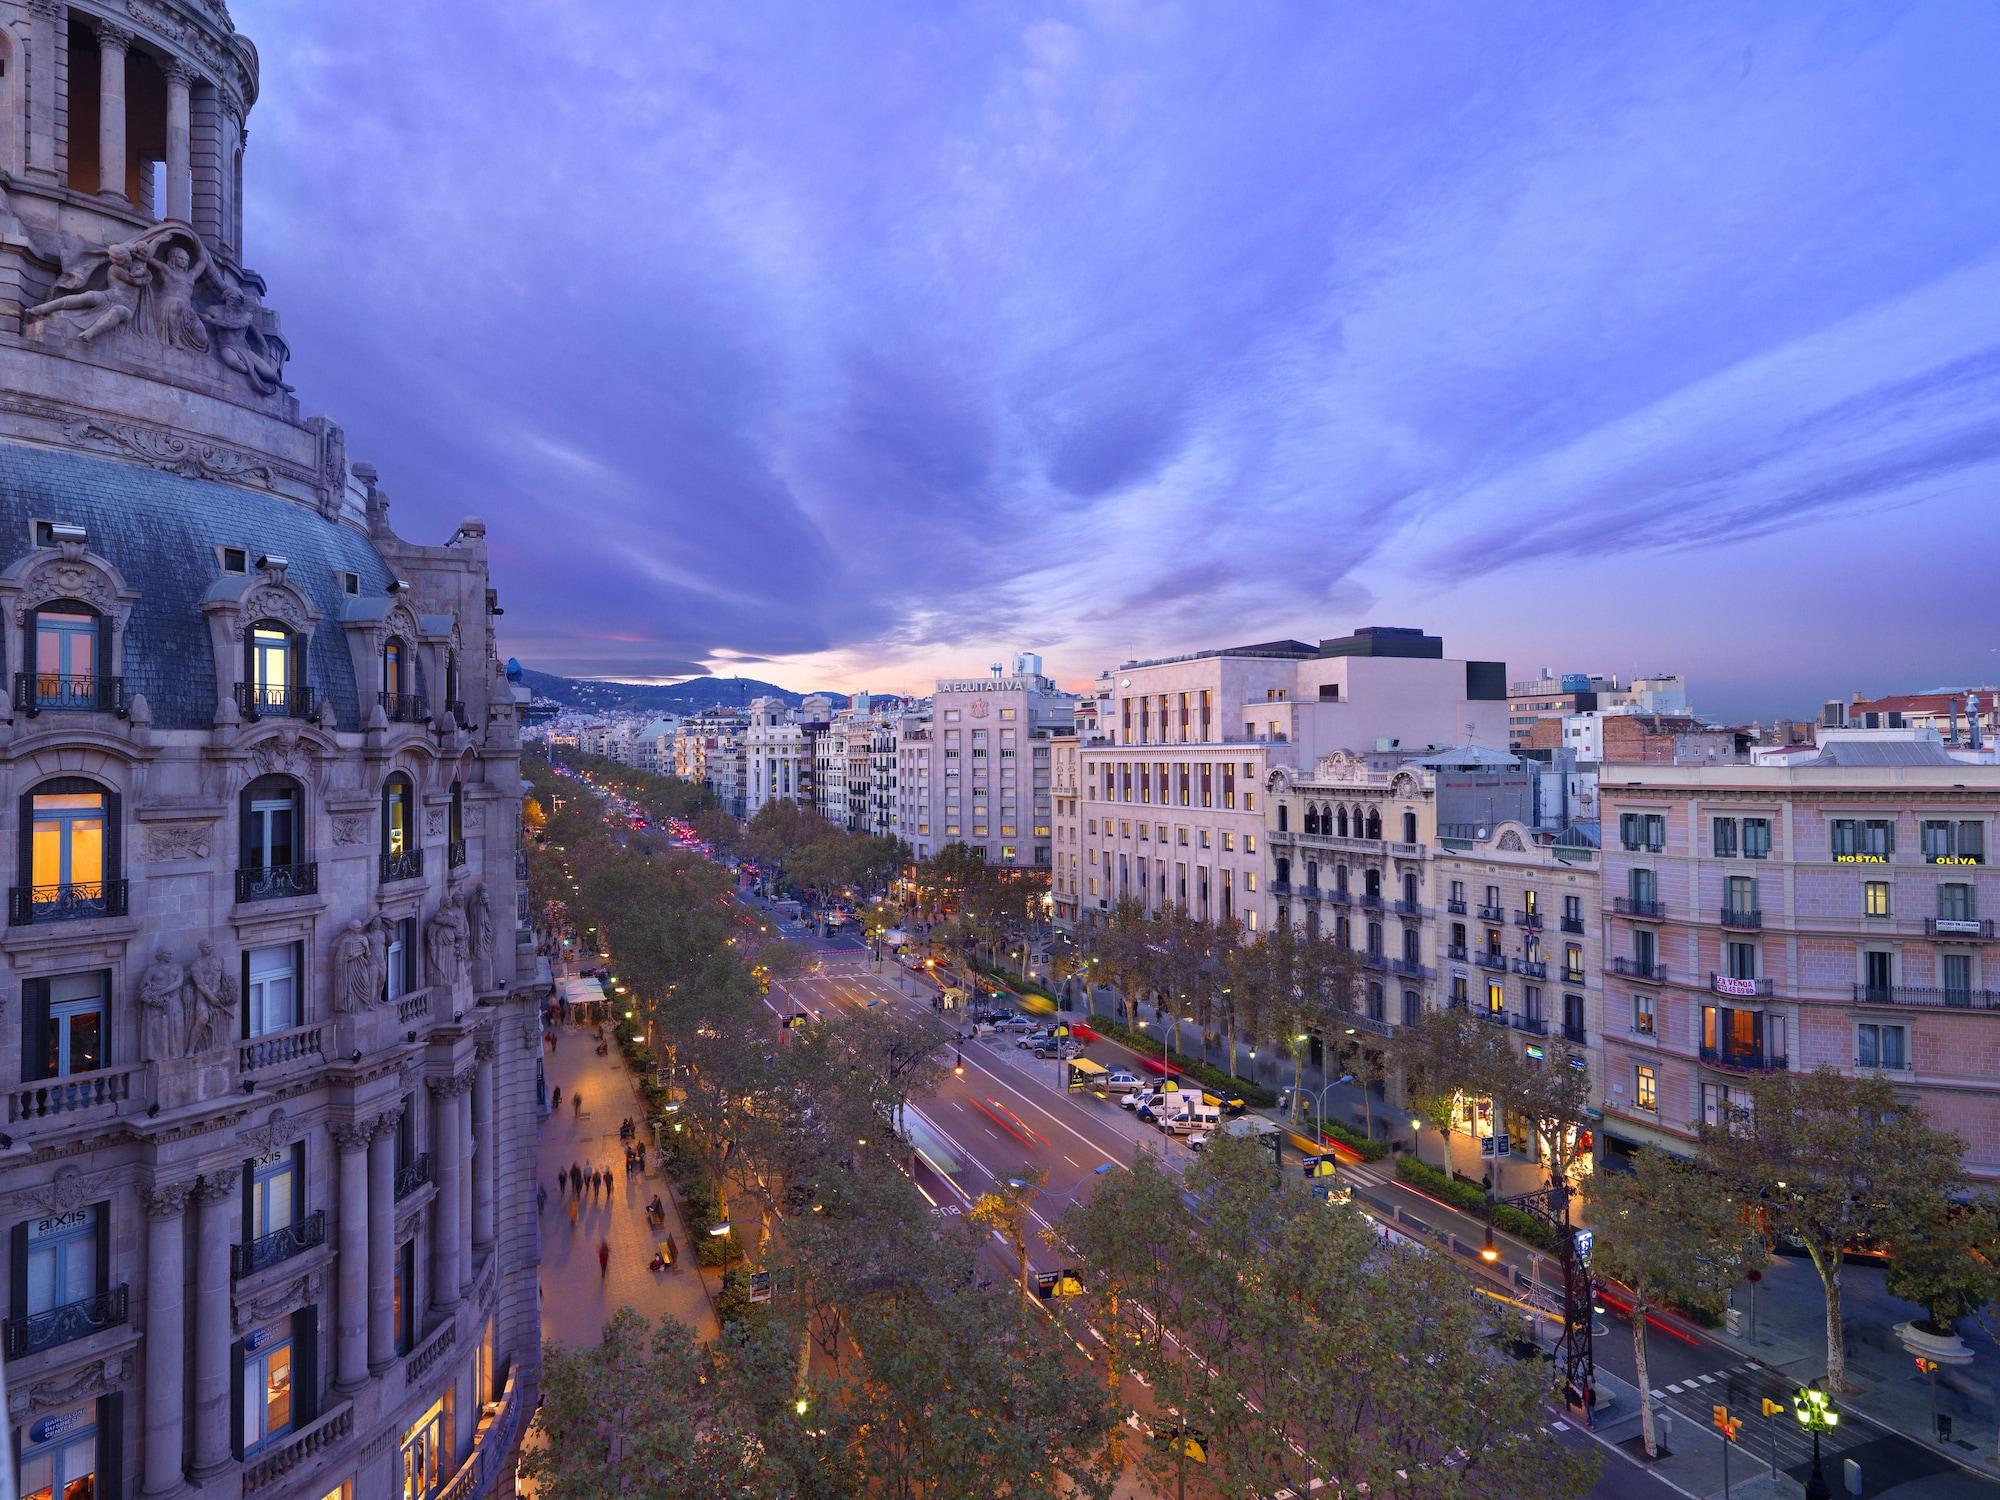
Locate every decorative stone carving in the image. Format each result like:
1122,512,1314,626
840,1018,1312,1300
1310,749,1370,785
92,20,134,52
427,1070,474,1100
203,285,295,395
142,1180,192,1219
138,946,189,1062
426,894,470,995
27,224,208,349
1497,828,1527,852
248,731,310,779
467,882,493,964
193,1170,238,1204
519,1021,538,1052
62,415,276,487
237,1270,323,1332
473,1036,496,1064
9,1166,117,1218
144,824,211,861
8,1356,129,1419
424,807,446,839
238,1111,305,1160
330,813,368,846
236,582,311,638
185,940,238,1053
330,1119,373,1152
13,556,118,622
331,916,391,1015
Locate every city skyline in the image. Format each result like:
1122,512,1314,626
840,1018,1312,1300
243,0,2000,722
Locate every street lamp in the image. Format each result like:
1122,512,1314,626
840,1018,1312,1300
1794,1383,1838,1500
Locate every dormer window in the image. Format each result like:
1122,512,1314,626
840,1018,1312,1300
237,623,313,719
221,547,249,574
20,603,120,715
379,638,424,723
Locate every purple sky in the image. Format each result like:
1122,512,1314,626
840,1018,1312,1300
240,1,2000,723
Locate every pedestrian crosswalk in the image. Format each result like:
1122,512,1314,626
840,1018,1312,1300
1646,1361,1852,1470
1339,1158,1389,1188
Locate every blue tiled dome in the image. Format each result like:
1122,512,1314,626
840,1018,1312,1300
0,442,395,730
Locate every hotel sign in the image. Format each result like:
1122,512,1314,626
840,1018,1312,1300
1833,853,1887,864
1930,855,1983,866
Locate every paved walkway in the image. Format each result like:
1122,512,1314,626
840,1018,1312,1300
534,1017,718,1350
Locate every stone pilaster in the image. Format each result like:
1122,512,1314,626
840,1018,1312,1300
472,1038,496,1252
366,1113,398,1372
188,1170,237,1481
428,1071,470,1313
141,1180,192,1498
331,1119,372,1393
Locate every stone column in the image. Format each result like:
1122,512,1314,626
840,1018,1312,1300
95,22,132,202
164,62,196,221
472,1039,496,1254
331,1120,371,1393
366,1115,397,1372
141,1181,191,1498
458,1083,475,1294
429,1073,466,1314
24,0,64,182
189,1171,238,1481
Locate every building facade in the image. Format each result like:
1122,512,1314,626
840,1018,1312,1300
899,658,1071,870
0,4,543,1496
741,697,807,819
1597,750,2000,1179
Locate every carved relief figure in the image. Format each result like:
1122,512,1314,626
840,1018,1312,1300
25,237,153,343
184,940,238,1052
466,882,493,963
426,895,469,990
138,948,187,1060
333,919,377,1014
202,287,294,394
141,241,214,353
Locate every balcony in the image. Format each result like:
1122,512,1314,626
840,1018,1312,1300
1620,837,1667,854
449,839,468,870
235,862,319,904
233,681,316,720
1699,1044,1788,1075
1710,972,1774,999
1446,943,1469,962
1270,880,1292,896
1927,917,1995,940
379,691,431,724
1853,984,2000,1011
1477,1007,1510,1028
1561,915,1586,934
1392,899,1426,918
445,697,469,728
1445,995,1469,1012
1478,904,1505,923
1720,907,1763,929
1388,958,1430,980
1614,896,1665,920
396,1153,433,1201
232,1208,326,1280
4,1285,128,1359
1611,956,1666,983
381,847,425,883
242,1400,353,1494
1447,898,1468,915
1355,892,1386,911
14,671,125,717
1473,951,1508,973
7,1061,143,1126
240,1023,323,1078
1562,1022,1588,1044
8,878,128,926
1513,957,1548,979
1514,910,1544,930
398,991,431,1025
1389,841,1426,859
1511,1014,1549,1036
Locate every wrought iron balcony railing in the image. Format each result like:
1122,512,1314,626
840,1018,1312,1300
1513,957,1548,979
232,1209,326,1280
14,671,125,717
236,862,319,904
448,839,468,870
1699,1044,1788,1075
234,681,316,720
1477,904,1505,923
1611,956,1665,983
8,879,127,926
396,1153,432,1201
1720,906,1763,928
379,691,430,724
1511,1014,1548,1036
1446,898,1468,915
1710,971,1774,998
4,1285,128,1360
1927,917,1994,940
381,847,425,883
1561,915,1586,934
1853,984,2000,1010
1514,910,1544,929
1473,950,1508,972
1614,896,1665,919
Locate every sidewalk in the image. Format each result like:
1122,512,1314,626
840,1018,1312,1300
533,1019,719,1349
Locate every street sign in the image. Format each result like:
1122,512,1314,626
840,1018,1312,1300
749,1269,773,1303
1573,1229,1593,1263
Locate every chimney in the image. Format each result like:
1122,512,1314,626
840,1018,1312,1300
1971,694,1984,751
1950,698,1961,744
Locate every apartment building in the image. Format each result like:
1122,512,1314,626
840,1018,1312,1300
1061,627,1508,930
1507,672,1615,749
743,697,810,818
1596,735,2000,1178
1525,712,1741,765
870,717,900,837
896,714,935,860
899,657,1072,869
812,722,848,829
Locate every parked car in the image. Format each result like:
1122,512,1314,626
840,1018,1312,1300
1186,1130,1211,1152
1034,1040,1080,1061
1101,1068,1143,1094
1122,1088,1157,1113
1016,1030,1051,1051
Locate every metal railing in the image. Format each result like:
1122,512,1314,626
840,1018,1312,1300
379,691,430,724
1699,1044,1788,1075
233,681,316,720
233,1209,326,1280
1514,910,1544,929
396,1153,432,1201
1473,951,1508,972
1513,957,1548,979
1560,915,1586,934
14,671,125,716
1446,898,1468,915
445,698,468,727
1392,899,1426,917
8,878,127,926
1611,956,1666,982
1710,972,1774,998
1853,984,2000,1010
1620,837,1666,853
236,862,319,903
1562,1022,1588,1044
1614,896,1665,919
1446,944,1469,962
7,1062,142,1126
1477,904,1505,923
1720,907,1763,928
448,839,468,869
1477,1006,1510,1027
381,847,425,883
3,1284,128,1359
1511,1014,1548,1036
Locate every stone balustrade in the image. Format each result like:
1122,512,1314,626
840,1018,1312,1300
7,1060,148,1127
238,1022,324,1077
241,1400,353,1492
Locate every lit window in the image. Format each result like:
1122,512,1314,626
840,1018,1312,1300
1635,1065,1657,1111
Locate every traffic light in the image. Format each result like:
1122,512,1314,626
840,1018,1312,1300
1916,1356,1939,1376
1760,1398,1784,1418
1711,1405,1740,1441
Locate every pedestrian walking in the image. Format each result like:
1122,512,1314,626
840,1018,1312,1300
551,1084,562,1111
597,1238,611,1280
569,1164,581,1197
537,1184,548,1215
567,1196,578,1230
572,1090,583,1118
637,1142,647,1171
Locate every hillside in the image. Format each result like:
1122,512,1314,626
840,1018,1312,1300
517,667,839,714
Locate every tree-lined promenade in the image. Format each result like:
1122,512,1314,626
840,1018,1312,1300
520,752,2000,1492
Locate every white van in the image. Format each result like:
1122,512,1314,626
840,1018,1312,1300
1154,1092,1220,1135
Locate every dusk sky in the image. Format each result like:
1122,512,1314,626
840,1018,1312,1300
240,1,2000,723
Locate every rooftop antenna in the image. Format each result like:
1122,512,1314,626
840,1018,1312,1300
990,662,1004,679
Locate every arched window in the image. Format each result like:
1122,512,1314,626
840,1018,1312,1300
1275,856,1291,885
1364,868,1381,901
238,775,313,901
381,773,421,881
445,651,462,712
1365,808,1382,841
1305,860,1319,892
23,599,116,714
1367,981,1384,1019
382,637,404,697
1335,806,1348,838
16,776,121,922
1403,872,1418,908
1402,926,1420,964
1402,810,1418,844
1277,804,1289,833
381,636,425,722
448,780,467,867
1335,864,1349,894
1366,920,1383,957
241,621,309,718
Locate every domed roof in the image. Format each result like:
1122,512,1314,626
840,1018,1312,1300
0,442,395,730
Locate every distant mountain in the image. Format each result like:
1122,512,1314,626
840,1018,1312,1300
519,667,841,714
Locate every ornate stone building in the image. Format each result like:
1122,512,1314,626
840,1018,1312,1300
0,3,543,1497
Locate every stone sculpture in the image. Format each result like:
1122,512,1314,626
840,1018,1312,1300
25,237,154,343
138,948,187,1061
184,940,238,1051
426,894,470,992
466,882,492,963
202,287,294,394
332,919,376,1014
